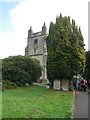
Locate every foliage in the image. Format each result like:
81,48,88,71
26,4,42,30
2,85,73,118
2,56,42,86
3,80,17,89
46,14,86,85
83,51,90,81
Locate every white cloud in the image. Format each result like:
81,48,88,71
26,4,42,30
0,0,88,59
0,31,26,58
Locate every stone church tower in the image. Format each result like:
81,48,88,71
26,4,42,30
25,23,48,82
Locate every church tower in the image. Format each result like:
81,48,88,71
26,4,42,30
25,23,48,82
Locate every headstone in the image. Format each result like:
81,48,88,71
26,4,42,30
25,83,29,87
62,79,68,91
53,80,60,90
45,85,50,89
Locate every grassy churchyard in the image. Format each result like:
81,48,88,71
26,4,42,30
2,85,74,118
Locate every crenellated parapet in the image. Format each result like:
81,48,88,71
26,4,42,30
27,23,47,39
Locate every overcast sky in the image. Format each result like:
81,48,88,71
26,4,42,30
0,0,89,59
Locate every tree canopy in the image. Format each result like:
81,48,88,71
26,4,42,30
46,14,86,84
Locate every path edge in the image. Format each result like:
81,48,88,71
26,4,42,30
71,90,76,119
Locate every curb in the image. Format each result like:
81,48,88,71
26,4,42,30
72,90,76,118
87,89,90,94
86,88,90,94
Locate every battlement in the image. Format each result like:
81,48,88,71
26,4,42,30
28,31,45,39
28,22,47,39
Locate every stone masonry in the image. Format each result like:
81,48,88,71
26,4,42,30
25,23,48,82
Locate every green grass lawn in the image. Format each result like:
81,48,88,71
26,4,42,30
2,85,74,118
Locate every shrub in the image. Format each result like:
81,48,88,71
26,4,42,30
2,56,42,86
3,80,17,89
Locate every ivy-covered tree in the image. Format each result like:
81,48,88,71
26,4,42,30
46,14,86,86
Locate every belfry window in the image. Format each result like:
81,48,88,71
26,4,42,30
33,39,38,53
34,39,38,44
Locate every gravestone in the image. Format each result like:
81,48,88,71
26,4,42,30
62,79,68,91
45,85,50,89
53,80,60,90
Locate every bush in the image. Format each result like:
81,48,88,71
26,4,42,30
68,80,74,91
2,56,42,87
3,80,17,89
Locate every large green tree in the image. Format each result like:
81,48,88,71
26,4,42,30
46,14,86,86
2,56,42,86
83,51,90,81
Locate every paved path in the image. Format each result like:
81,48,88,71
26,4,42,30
73,91,88,119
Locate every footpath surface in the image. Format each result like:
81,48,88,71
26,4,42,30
73,91,88,119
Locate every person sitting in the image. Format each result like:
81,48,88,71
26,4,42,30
80,79,87,91
83,79,87,91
